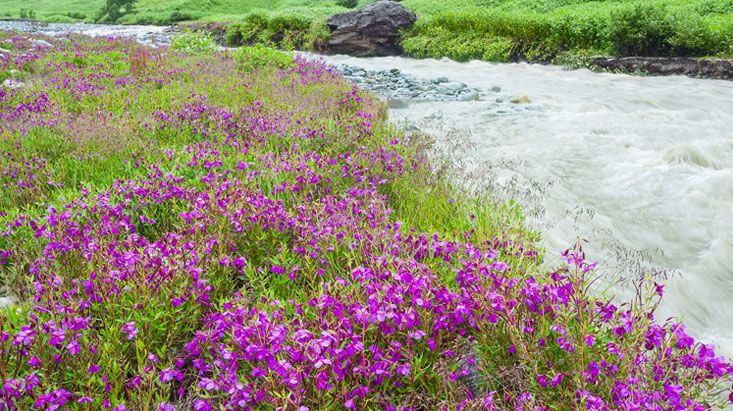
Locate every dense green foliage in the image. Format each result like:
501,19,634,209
169,30,218,54
401,0,733,61
96,0,136,23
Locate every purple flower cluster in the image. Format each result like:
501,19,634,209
0,31,731,410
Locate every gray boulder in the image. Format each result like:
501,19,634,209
325,1,417,57
2,79,26,90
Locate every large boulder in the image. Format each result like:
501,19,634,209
325,1,417,57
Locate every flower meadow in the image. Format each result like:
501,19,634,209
0,32,732,411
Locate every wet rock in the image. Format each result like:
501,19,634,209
31,39,54,48
0,286,16,310
2,79,25,90
434,76,449,84
591,57,733,80
510,95,531,104
333,63,481,103
523,103,546,112
490,85,501,92
0,296,16,309
457,91,480,101
325,1,417,57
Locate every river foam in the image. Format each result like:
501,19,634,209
319,54,733,359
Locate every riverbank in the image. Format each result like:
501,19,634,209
2,30,732,409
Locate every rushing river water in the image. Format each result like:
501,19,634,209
2,21,733,360
319,55,733,360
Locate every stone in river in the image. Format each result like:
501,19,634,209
509,95,531,104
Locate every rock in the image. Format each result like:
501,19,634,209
590,57,733,80
31,39,54,48
2,79,25,90
434,76,449,84
443,81,465,92
389,68,401,75
0,295,17,310
457,91,479,101
509,95,531,104
490,85,501,92
325,1,417,57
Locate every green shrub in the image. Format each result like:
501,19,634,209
609,3,675,56
96,0,136,23
170,30,218,55
225,13,315,50
168,11,198,23
232,44,294,72
337,0,358,8
66,11,87,20
666,12,716,55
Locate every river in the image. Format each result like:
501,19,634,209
2,21,733,360
320,55,733,361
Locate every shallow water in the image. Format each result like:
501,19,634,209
320,55,733,359
0,20,172,44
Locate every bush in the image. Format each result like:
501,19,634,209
225,14,314,50
170,30,218,55
608,3,675,56
232,44,294,72
168,11,198,23
337,0,358,8
66,12,87,20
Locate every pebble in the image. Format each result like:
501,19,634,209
510,95,532,104
0,296,16,309
2,79,26,90
334,64,481,103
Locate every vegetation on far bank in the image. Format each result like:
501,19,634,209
0,29,732,410
2,0,733,63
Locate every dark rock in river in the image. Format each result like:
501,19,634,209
591,57,733,80
325,1,417,57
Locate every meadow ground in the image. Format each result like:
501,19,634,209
0,30,732,410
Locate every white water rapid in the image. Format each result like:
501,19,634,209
321,55,733,360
